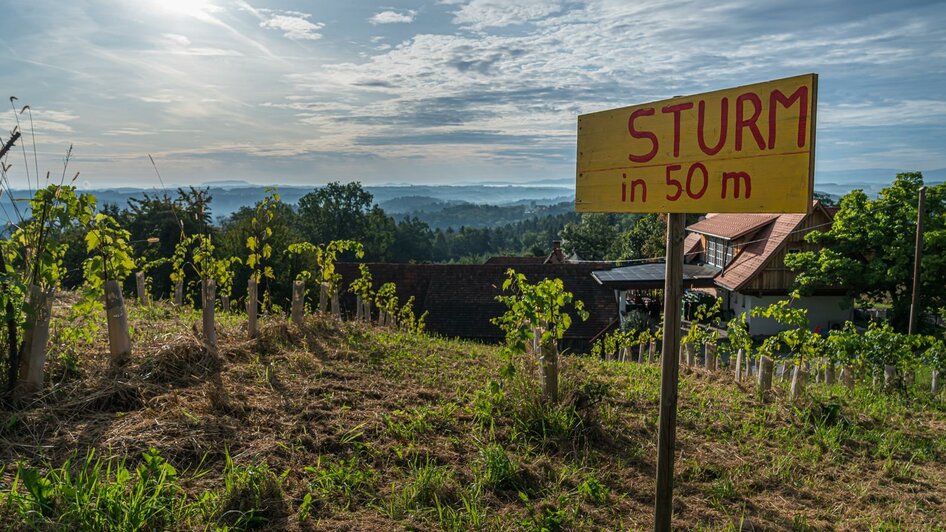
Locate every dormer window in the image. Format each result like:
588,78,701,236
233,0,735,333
706,237,731,268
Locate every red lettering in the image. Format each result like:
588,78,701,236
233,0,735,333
665,164,683,201
722,171,751,198
686,163,709,199
768,86,809,149
661,102,693,157
627,108,658,163
735,93,765,151
623,173,647,202
697,98,728,156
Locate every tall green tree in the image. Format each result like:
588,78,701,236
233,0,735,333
297,181,374,244
786,172,945,332
560,213,620,260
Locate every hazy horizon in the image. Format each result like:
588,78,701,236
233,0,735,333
2,1,945,189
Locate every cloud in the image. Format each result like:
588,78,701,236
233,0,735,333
821,100,946,128
448,0,562,30
369,9,417,25
260,13,324,40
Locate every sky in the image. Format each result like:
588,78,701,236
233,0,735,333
1,0,945,189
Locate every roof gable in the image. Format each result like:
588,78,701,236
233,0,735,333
713,201,826,291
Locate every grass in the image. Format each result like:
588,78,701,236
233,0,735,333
0,296,945,529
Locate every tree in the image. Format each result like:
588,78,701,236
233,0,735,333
391,217,433,263
560,213,619,260
297,181,373,244
616,214,666,260
786,172,945,332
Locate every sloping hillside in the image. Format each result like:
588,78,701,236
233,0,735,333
1,298,945,530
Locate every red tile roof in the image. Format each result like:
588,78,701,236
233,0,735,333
686,213,779,240
683,232,703,260
484,256,546,265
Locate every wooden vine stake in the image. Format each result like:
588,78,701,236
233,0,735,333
704,342,717,371
840,365,855,390
734,348,745,382
363,299,372,323
790,362,808,401
15,286,53,398
104,280,132,365
537,325,559,404
135,272,150,307
247,278,259,338
932,370,940,395
758,355,774,394
823,361,835,385
355,295,363,320
330,289,341,318
291,280,305,327
202,279,217,352
221,293,230,313
173,280,183,306
883,364,898,391
319,282,329,313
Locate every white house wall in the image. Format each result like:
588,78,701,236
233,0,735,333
730,293,853,336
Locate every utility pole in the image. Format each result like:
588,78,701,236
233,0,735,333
908,186,926,334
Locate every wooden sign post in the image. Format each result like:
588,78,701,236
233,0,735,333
576,74,817,530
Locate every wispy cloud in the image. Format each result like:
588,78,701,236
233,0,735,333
260,13,324,40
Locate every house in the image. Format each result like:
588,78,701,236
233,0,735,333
683,201,851,335
334,261,617,351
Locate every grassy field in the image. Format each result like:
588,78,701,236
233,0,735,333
1,297,945,530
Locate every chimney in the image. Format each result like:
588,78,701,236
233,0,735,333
548,240,565,264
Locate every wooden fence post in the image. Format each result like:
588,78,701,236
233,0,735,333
221,293,230,313
679,343,687,365
649,340,657,364
135,272,150,307
685,342,695,366
104,279,132,365
758,355,774,394
734,348,744,382
173,280,183,306
356,295,363,320
637,341,645,364
247,278,258,339
363,299,372,323
202,279,217,351
790,362,807,401
15,286,52,398
291,280,305,327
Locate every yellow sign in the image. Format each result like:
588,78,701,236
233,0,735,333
576,74,817,213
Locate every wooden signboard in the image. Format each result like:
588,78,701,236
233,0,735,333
574,74,818,531
576,74,817,214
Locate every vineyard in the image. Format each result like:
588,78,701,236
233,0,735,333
0,291,944,529
0,185,943,529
